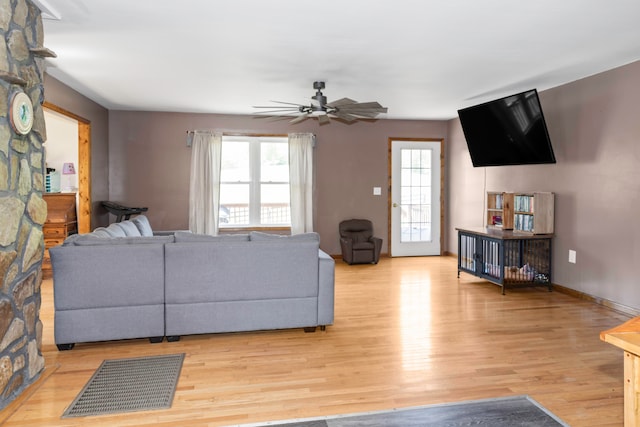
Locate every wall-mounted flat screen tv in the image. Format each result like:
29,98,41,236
457,89,556,167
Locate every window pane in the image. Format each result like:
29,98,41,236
261,183,290,225
219,136,291,227
399,148,433,243
221,141,249,182
220,183,249,225
261,142,289,182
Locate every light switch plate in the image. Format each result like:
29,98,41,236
373,187,382,196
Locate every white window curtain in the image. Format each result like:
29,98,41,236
189,131,222,235
288,132,315,234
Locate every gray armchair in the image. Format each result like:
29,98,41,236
339,219,382,265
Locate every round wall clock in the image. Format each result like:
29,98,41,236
10,91,34,135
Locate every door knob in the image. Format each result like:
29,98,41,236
393,203,398,207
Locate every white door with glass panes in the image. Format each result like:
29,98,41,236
390,139,441,256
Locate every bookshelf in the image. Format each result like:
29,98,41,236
486,192,514,229
513,192,554,234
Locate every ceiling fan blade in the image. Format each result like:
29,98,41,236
253,108,301,115
332,112,359,122
327,97,357,108
340,110,384,119
338,101,387,112
254,115,296,122
266,100,307,107
317,114,330,125
290,113,310,124
253,105,300,109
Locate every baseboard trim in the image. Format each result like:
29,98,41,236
551,284,639,317
445,252,638,317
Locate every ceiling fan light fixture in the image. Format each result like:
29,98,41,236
255,81,387,124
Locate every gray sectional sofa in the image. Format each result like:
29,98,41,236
49,216,335,350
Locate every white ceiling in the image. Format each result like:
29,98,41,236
37,0,640,120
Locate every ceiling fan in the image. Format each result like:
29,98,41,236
254,81,388,124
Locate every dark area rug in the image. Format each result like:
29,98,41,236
62,353,184,418
248,395,568,427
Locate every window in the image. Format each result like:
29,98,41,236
219,135,290,228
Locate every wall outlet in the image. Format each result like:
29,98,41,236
568,250,577,264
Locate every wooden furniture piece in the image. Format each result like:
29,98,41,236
600,316,640,427
457,227,553,294
513,192,554,234
486,191,514,229
42,193,77,279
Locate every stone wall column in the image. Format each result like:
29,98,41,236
0,0,47,409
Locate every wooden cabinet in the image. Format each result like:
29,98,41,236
513,192,554,234
457,227,553,294
43,193,77,279
486,191,554,234
486,191,514,229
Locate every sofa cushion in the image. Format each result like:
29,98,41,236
113,220,142,236
104,223,127,237
72,235,175,246
165,239,320,303
90,227,112,238
249,231,319,241
132,215,154,236
174,231,249,242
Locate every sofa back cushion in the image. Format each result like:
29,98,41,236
50,244,166,310
103,223,127,237
113,220,142,237
70,235,174,246
174,231,249,242
165,239,319,304
249,231,319,241
339,219,373,243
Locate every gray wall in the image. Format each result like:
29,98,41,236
447,59,640,312
107,111,448,255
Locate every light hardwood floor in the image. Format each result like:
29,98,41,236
1,256,629,426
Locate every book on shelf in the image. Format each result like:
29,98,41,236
515,195,534,213
515,213,534,231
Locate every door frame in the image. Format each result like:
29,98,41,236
387,137,445,256
43,101,92,233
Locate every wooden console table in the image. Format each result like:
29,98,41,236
601,316,640,426
43,193,77,279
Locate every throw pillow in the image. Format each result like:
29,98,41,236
132,215,154,236
90,227,111,238
104,223,127,237
114,220,142,237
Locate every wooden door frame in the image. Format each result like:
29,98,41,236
387,137,445,256
43,101,92,233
